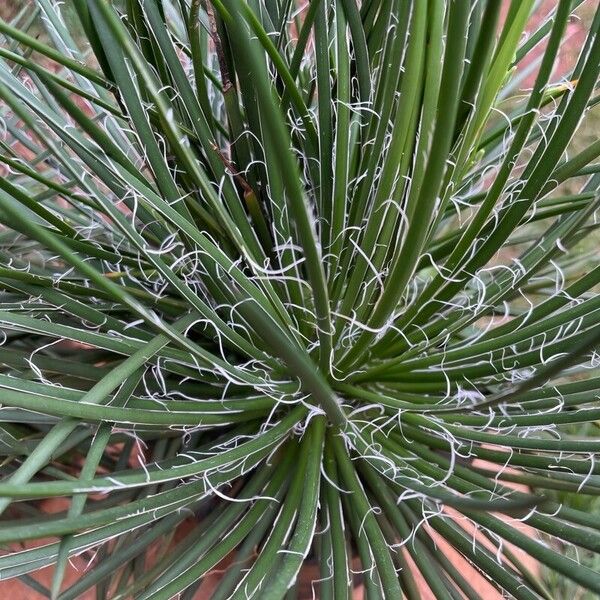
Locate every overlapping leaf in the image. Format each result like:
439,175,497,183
0,1,599,598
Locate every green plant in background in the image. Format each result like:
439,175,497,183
0,0,599,598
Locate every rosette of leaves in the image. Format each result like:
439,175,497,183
0,0,599,598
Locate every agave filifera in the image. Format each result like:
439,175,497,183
0,0,600,598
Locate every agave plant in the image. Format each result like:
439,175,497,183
0,0,599,598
